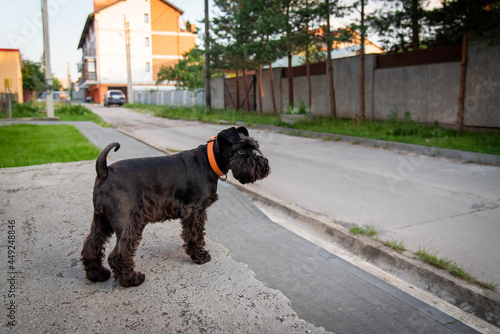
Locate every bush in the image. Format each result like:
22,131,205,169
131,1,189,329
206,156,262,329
11,101,42,118
283,101,311,115
56,104,91,116
387,110,420,136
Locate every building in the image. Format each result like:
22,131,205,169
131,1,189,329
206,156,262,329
77,0,196,103
272,29,383,68
0,48,24,104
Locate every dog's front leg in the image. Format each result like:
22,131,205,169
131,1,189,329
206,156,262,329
180,205,211,264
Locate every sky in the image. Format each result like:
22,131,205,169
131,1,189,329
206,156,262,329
0,0,211,81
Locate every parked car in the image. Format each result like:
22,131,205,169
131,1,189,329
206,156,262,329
36,91,71,103
103,90,126,107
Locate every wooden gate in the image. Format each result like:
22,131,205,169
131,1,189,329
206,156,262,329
223,75,256,111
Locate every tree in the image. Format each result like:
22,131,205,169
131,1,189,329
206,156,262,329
349,0,369,122
368,0,429,52
427,0,500,47
247,0,288,114
318,0,346,118
211,0,253,111
156,48,205,90
283,0,296,108
52,76,62,91
359,0,366,122
293,0,321,109
22,60,45,93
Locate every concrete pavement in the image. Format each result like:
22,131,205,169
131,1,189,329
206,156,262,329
83,104,500,327
1,106,499,332
0,123,327,333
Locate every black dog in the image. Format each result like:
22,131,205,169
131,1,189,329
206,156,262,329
81,127,270,287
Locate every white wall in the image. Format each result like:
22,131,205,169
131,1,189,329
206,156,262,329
95,0,153,85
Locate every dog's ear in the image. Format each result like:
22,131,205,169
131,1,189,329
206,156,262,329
217,127,241,144
237,126,249,137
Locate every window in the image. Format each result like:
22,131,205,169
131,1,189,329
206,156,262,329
87,59,95,72
146,62,150,72
144,14,148,23
145,37,149,47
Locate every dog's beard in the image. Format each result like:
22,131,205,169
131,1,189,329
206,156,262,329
230,154,270,184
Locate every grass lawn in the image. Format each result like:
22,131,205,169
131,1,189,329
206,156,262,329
0,101,111,127
0,124,101,168
125,104,500,156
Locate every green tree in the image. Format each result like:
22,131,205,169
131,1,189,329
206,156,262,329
22,60,45,93
318,0,347,118
427,0,500,46
247,0,288,113
156,48,205,90
368,0,430,52
52,76,62,91
349,0,369,122
293,0,321,109
211,0,258,111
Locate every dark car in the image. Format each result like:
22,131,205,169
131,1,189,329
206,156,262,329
104,90,126,107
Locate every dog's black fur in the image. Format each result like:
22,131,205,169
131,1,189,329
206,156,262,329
81,127,270,287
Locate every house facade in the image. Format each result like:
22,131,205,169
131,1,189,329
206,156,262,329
272,29,383,68
0,48,23,104
77,0,196,103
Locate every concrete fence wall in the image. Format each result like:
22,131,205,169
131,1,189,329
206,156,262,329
133,89,205,107
131,40,499,129
257,39,500,128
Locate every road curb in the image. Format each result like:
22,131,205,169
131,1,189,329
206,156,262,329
241,123,500,166
228,180,500,328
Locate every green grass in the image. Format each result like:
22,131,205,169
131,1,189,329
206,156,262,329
124,104,500,156
1,101,111,127
417,248,497,290
350,226,378,237
383,240,406,251
0,124,101,168
125,103,284,127
417,248,451,269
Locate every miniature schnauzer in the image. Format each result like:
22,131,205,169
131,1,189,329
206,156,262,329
81,126,270,287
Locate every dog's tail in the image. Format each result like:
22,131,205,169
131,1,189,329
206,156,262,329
96,142,120,180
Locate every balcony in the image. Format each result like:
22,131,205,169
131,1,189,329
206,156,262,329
78,57,97,89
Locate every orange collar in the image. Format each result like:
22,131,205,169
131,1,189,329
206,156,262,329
207,136,226,178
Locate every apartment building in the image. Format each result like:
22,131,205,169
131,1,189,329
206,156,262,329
77,0,196,103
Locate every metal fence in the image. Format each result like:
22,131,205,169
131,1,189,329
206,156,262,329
133,90,205,107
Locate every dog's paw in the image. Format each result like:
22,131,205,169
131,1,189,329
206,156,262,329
86,268,111,282
118,271,146,287
192,250,211,265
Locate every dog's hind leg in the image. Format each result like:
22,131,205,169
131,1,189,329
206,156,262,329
180,205,211,265
81,213,114,282
107,219,146,287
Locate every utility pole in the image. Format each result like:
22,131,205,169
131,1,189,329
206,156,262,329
124,15,134,103
67,63,71,100
204,0,211,111
41,0,54,118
